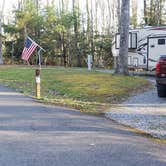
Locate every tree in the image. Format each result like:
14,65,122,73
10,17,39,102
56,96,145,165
117,0,121,32
131,0,138,28
114,0,121,73
90,0,94,63
117,0,130,75
72,0,81,67
3,0,120,68
0,0,5,64
144,0,148,25
143,0,166,26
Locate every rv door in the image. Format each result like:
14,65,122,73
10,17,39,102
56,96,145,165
148,36,166,70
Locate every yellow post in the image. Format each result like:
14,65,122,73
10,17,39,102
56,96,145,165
35,69,41,98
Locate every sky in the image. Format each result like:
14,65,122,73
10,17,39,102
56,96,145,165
1,0,143,24
3,0,16,13
2,0,48,22
2,0,143,13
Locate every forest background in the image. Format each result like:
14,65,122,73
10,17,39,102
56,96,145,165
1,0,166,68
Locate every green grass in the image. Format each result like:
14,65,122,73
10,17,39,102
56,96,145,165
0,66,152,114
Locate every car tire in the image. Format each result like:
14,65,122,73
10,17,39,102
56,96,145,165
157,84,166,97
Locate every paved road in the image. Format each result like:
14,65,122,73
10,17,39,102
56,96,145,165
0,85,165,166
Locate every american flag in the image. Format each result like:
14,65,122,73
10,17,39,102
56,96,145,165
21,37,38,61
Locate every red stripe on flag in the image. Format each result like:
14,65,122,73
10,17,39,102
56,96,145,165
23,45,37,60
21,38,38,61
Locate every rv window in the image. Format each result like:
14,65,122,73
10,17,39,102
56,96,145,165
158,39,165,45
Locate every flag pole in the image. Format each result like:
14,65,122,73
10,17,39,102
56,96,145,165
27,36,45,69
27,36,46,52
38,48,42,70
22,36,45,99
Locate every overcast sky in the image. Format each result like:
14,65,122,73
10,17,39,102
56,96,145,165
3,0,143,13
2,0,143,24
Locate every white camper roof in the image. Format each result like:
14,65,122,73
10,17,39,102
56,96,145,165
148,34,166,38
129,26,166,34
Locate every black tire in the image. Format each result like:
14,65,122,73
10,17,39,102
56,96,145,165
157,84,166,97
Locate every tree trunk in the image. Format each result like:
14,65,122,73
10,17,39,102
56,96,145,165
90,0,94,64
62,33,67,67
131,0,138,28
107,0,112,34
0,0,5,64
0,18,3,64
149,0,154,25
94,0,99,34
117,0,121,32
155,0,160,25
73,0,81,67
86,0,90,49
117,0,130,75
159,0,162,25
144,0,148,25
114,0,121,73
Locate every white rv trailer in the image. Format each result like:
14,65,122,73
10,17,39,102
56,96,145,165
114,27,166,70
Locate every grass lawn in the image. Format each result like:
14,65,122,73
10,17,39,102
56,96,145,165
0,66,151,114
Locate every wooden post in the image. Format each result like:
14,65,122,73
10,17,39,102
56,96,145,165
35,69,41,98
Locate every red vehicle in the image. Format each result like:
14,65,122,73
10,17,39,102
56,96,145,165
156,55,166,97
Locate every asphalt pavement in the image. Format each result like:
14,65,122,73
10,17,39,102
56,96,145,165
0,84,165,166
